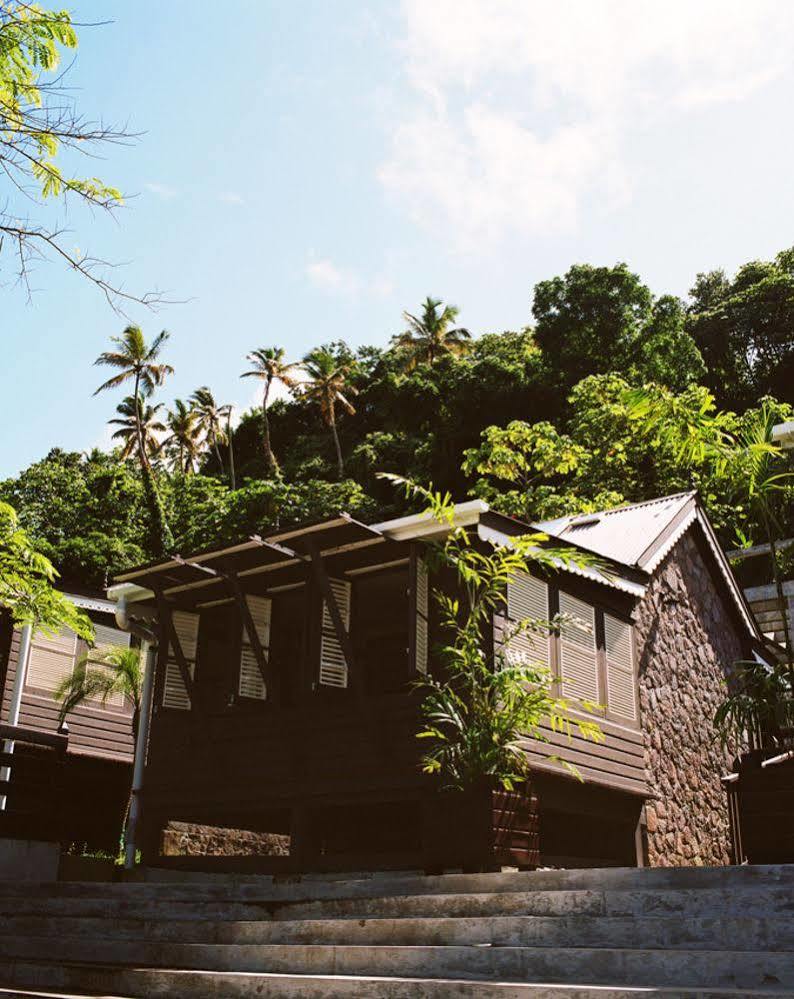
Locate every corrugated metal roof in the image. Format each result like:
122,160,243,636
534,492,696,570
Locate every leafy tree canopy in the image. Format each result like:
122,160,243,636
687,247,794,410
0,499,91,636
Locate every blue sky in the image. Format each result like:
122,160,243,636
4,0,794,477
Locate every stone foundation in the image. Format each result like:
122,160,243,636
161,821,290,858
635,531,742,867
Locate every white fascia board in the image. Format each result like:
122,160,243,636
106,581,155,604
374,499,488,542
695,509,760,639
65,593,119,614
477,523,647,598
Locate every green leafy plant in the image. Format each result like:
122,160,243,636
714,658,794,751
384,476,603,792
0,500,92,638
55,645,144,737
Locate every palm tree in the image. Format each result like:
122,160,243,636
163,399,203,474
240,347,302,475
299,348,358,478
391,297,471,369
190,386,231,480
108,396,165,464
56,646,144,736
94,326,174,555
55,645,144,844
94,326,174,459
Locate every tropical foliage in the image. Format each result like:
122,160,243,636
0,3,156,306
1,250,792,603
0,500,91,637
387,478,602,791
55,646,144,735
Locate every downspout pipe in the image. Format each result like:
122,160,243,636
0,623,33,811
113,593,159,868
124,638,157,869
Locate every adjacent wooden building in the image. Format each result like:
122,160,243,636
0,592,135,850
109,493,766,872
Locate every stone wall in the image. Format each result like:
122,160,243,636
635,530,745,867
161,821,290,858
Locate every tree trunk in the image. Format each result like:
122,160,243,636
213,437,224,477
227,412,236,490
133,371,173,556
330,407,344,479
262,378,279,475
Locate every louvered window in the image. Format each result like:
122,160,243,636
85,623,131,708
26,627,77,692
414,557,429,675
239,595,271,700
559,592,598,704
504,573,550,669
162,610,199,710
319,579,351,688
604,613,636,721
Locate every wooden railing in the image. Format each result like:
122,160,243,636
0,723,68,841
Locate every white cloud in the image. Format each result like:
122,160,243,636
219,191,245,206
305,256,394,299
144,182,177,199
380,0,794,247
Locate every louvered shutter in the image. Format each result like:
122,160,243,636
559,592,598,703
503,573,550,669
163,610,199,710
239,595,271,700
605,613,636,721
26,627,77,692
319,579,350,688
86,623,131,707
414,557,429,674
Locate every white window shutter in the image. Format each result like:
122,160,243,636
26,627,78,692
239,595,271,700
414,557,429,674
163,610,199,710
86,623,132,707
319,579,351,688
559,592,598,703
605,613,636,720
503,573,550,669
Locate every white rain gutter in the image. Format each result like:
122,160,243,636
373,500,488,541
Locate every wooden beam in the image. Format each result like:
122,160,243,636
154,590,199,709
305,537,360,700
228,573,277,699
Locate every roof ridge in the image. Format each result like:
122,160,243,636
597,490,695,518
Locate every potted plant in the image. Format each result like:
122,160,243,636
386,478,603,872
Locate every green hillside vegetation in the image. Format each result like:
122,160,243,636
2,257,793,590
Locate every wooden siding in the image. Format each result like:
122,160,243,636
144,693,425,817
1,625,134,763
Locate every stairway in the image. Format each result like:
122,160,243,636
0,864,792,997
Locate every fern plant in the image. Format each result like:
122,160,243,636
384,476,603,792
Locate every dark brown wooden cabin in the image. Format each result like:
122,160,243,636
0,592,135,851
110,493,765,872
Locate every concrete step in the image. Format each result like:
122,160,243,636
1,965,792,999
4,864,794,901
4,913,794,951
2,884,791,922
1,937,793,990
